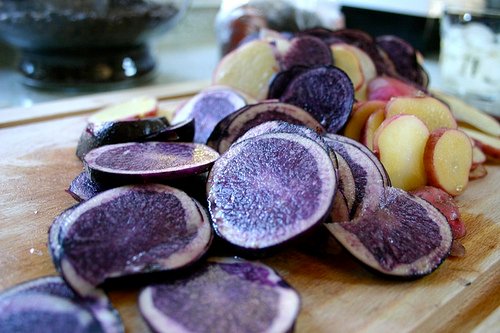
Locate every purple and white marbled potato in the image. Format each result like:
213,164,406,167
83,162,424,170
0,276,123,333
139,257,300,333
325,187,453,278
49,184,213,297
208,132,337,250
171,86,249,144
280,66,354,134
84,142,219,186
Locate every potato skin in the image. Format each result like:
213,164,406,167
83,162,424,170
76,117,194,160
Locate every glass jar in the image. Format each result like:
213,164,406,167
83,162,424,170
439,6,500,117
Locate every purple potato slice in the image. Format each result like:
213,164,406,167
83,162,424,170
84,142,220,186
334,152,356,213
49,205,76,268
280,35,333,71
207,132,337,250
328,134,391,187
325,187,453,277
280,66,354,134
324,135,387,219
49,184,213,297
267,65,309,99
139,257,300,333
209,101,325,153
376,35,428,88
67,171,107,202
0,276,123,333
0,293,105,333
171,87,248,144
76,117,194,160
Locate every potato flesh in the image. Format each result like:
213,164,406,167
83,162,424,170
331,45,364,90
362,108,385,151
376,115,429,191
344,100,385,141
386,96,457,132
428,130,472,196
213,41,279,100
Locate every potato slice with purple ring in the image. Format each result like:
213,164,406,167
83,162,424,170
171,86,249,144
324,134,388,219
207,132,337,250
49,184,213,297
0,276,124,333
325,186,452,278
139,257,300,333
84,142,219,186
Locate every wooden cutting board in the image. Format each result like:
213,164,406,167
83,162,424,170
0,81,498,333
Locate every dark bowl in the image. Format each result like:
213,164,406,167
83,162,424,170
0,0,191,89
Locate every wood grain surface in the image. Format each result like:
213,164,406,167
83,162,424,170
0,82,498,333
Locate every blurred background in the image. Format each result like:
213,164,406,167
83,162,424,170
0,0,498,109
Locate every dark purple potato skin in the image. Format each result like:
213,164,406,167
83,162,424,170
143,118,195,142
268,65,309,99
280,66,354,134
165,172,210,207
50,184,212,296
376,35,428,88
67,171,210,204
209,101,326,154
49,205,77,271
280,35,333,71
0,293,104,333
171,87,248,144
84,142,219,186
139,258,300,333
67,171,107,202
326,187,453,278
207,132,337,250
0,276,124,333
76,117,174,160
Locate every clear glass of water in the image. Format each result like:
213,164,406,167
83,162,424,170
439,7,500,118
